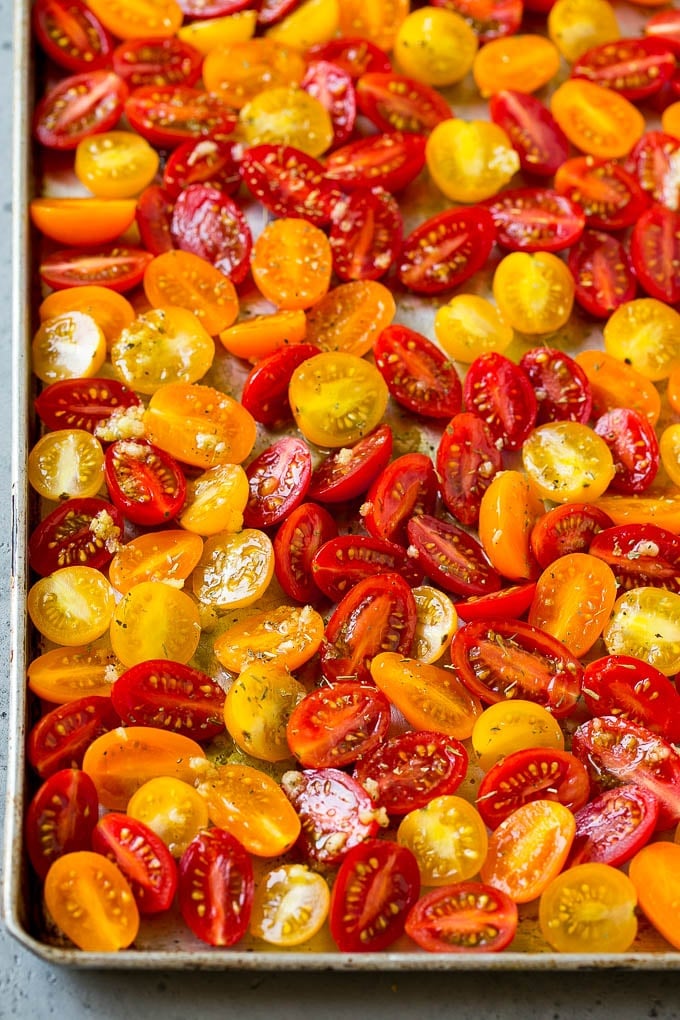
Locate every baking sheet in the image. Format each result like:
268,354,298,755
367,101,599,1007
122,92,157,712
6,0,680,969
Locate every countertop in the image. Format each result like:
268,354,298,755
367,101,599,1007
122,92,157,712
3,1,680,1015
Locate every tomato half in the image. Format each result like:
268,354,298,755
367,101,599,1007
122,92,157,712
28,695,120,779
626,131,680,210
286,681,391,769
28,497,123,576
163,137,241,199
554,156,648,232
582,653,680,744
405,882,518,954
25,769,99,879
324,131,426,193
243,437,312,529
476,748,590,829
222,661,306,762
92,812,178,915
374,325,462,419
407,514,501,598
520,347,592,425
568,230,637,319
464,352,537,452
302,60,356,147
489,89,569,178
35,378,141,434
528,553,617,657
112,36,203,89
241,344,321,428
630,205,680,304
305,37,392,79
593,408,660,494
307,425,392,504
398,206,495,295
539,862,638,954
125,85,238,147
484,187,585,253
239,143,340,226
568,785,660,868
111,660,225,741
40,245,153,293
311,534,422,603
328,186,403,283
33,0,115,73
105,439,186,527
436,413,502,527
572,37,676,102
170,184,252,284
551,79,645,159
34,70,128,150
178,828,254,947
629,842,680,950
273,501,337,603
356,71,451,134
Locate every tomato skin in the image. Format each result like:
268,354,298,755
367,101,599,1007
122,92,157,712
286,681,391,769
629,841,680,950
241,344,321,428
34,70,128,150
476,748,590,830
353,730,468,816
568,230,638,319
631,205,680,304
273,501,337,603
398,206,496,295
111,660,226,741
464,352,537,452
572,716,680,831
33,0,115,73
405,881,518,954
320,573,417,685
363,452,439,546
568,785,659,869
572,38,676,102
451,618,584,718
407,514,501,598
436,412,502,527
529,502,614,569
35,378,142,435
324,132,426,193
239,144,340,226
329,839,420,953
329,187,403,283
104,439,186,527
171,184,252,284
39,245,153,293
589,523,680,594
92,813,178,915
135,186,175,256
112,37,203,89
554,157,648,232
243,437,312,530
311,534,423,603
483,188,585,253
25,769,99,880
519,347,592,426
583,654,680,744
27,696,121,780
178,828,254,947
28,497,123,576
489,90,569,178
374,325,462,420
125,85,238,148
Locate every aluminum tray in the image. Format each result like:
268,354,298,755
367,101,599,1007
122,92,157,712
5,0,680,970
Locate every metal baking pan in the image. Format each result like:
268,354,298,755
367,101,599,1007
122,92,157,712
5,0,680,969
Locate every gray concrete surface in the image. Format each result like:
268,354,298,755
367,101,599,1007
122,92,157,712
3,1,680,1015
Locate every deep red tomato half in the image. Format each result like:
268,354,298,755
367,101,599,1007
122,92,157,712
286,681,391,769
320,573,417,685
568,230,637,319
405,882,518,954
170,184,252,283
436,412,502,527
27,696,120,780
282,767,380,865
554,157,648,232
489,90,569,178
582,654,680,744
308,423,393,503
178,0,254,17
455,582,537,622
483,188,585,253
324,132,426,193
311,534,423,602
163,138,241,199
111,660,226,741
529,502,614,569
243,436,312,530
431,0,522,42
356,72,451,134
626,131,680,209
329,187,403,282
28,496,124,576
125,86,237,148
572,38,676,102
34,69,127,150
572,715,680,830
32,0,115,73
25,769,99,879
257,0,302,25
35,377,142,434
567,784,660,868
593,408,660,494
398,206,495,295
476,747,590,829
519,347,592,425
588,522,680,592
92,812,178,915
112,37,203,89
450,618,584,718
630,204,680,304
135,185,175,256
353,730,468,816
464,352,537,451
39,245,153,292
374,325,463,419
407,514,501,598
104,438,186,527
273,501,338,603
645,9,680,49
329,839,420,952
241,344,321,428
178,828,254,947
302,60,356,147
239,144,340,226
305,38,392,80
363,452,439,546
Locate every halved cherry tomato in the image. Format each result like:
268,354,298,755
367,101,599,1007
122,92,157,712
397,794,488,885
127,776,208,858
476,748,590,829
108,530,203,593
35,378,141,434
74,127,161,198
26,769,99,880
484,188,585,253
39,245,153,293
28,428,105,501
406,881,518,954
28,566,116,646
305,281,395,358
32,0,115,73
582,653,680,744
111,660,225,740
451,618,584,717
362,452,438,545
521,421,615,503
39,287,136,347
239,143,339,226
489,89,569,177
411,585,459,662
243,437,312,530
329,839,420,953
135,185,175,256
143,250,239,337
163,137,241,198
111,581,201,667
604,587,680,676
92,812,178,915
85,0,184,39
32,312,107,384
219,310,308,363
568,230,637,319
432,0,522,42
311,534,422,603
539,862,638,954
568,785,660,868
222,662,306,762
554,157,648,231
305,37,392,79
249,863,329,948
192,529,274,610
251,217,332,308
178,828,253,947
170,184,252,284
374,325,462,419
593,408,660,494
628,842,680,950
529,502,614,569
528,553,618,657
456,583,537,623
472,700,565,772
572,37,676,102
125,85,238,147
589,523,680,593
436,412,502,527
34,70,128,150
520,347,592,425
551,79,646,159
30,198,138,248
286,681,391,770
27,639,119,704
179,464,248,537
105,438,186,526
112,36,203,89
631,206,680,304
302,60,356,147
407,514,501,598
239,85,333,157
356,72,451,134
604,298,680,384
307,424,393,504
464,352,537,451
626,131,680,209
398,206,496,295
29,497,122,577
28,696,120,780
472,34,560,97
241,344,321,428
478,470,543,582
273,501,337,603
324,132,426,193
329,187,403,282
575,349,661,425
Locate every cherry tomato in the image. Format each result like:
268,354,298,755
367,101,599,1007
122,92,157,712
26,769,99,880
593,408,660,494
302,60,356,147
539,862,638,954
568,230,638,319
35,378,141,435
324,132,426,193
92,812,178,915
406,882,518,954
143,250,239,337
320,573,417,685
547,0,621,63
575,349,661,425
528,553,617,657
110,581,201,667
398,794,488,886
109,530,203,594
307,424,393,504
27,639,119,704
241,344,321,428
456,583,537,623
374,325,462,419
605,298,680,383
483,187,585,253
426,119,519,203
432,0,522,43
191,529,274,610
398,206,496,295
489,89,569,177
464,352,537,451
32,311,107,384
551,79,645,159
178,828,253,947
473,34,561,97
630,206,680,305
306,37,392,79
28,566,116,646
28,497,122,577
112,36,203,89
476,748,590,830
251,217,332,309
32,0,115,73
478,470,543,582
604,587,680,677
568,785,660,868
586,522,680,593
34,70,128,150
529,502,614,569
572,37,676,101
286,681,390,770
30,197,138,247
170,185,251,284
273,501,337,603
394,7,478,87
111,660,225,741
451,618,584,717
629,842,680,950
111,307,215,395
243,437,312,530
239,143,340,226
216,605,323,674
363,452,438,545
436,413,502,527
28,428,104,501
127,777,209,857
135,186,175,256
163,137,241,199
520,347,592,425
249,863,329,948
39,286,135,347
75,130,159,199
328,839,420,953
104,439,185,527
407,514,501,598
521,421,615,503
85,0,184,39
471,700,565,773
39,245,153,293
356,72,451,134
582,653,680,744
492,250,575,334
626,131,680,209
554,156,648,231
202,39,305,109
329,187,403,282
222,662,306,762
219,309,308,363
179,464,249,537
239,85,333,157
311,534,422,603
125,85,237,147
28,695,120,780
305,281,396,359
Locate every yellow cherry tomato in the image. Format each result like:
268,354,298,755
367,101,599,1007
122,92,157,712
32,312,107,383
492,251,575,334
239,85,333,157
28,566,116,646
250,863,330,947
426,118,520,203
75,131,159,199
522,421,615,503
192,529,275,610
110,307,215,395
603,298,680,382
603,587,680,676
27,429,105,501
177,11,257,54
109,581,202,667
473,35,561,97
548,0,620,62
179,463,249,536
127,777,209,857
434,294,513,363
223,662,306,762
394,7,478,87
266,0,339,50
397,795,489,886
539,863,637,953
471,700,565,773
27,638,119,703
412,585,458,664
660,424,680,488
576,349,661,426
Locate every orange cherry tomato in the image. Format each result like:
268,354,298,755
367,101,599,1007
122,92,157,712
143,250,239,337
214,604,324,673
32,312,107,383
528,553,618,657
192,529,275,610
218,309,307,362
478,470,544,581
251,218,333,310
338,0,410,51
179,463,249,536
177,11,258,54
27,638,119,703
202,39,305,109
629,842,680,950
197,763,301,856
108,530,204,594
39,286,135,347
551,79,645,159
143,382,257,469
84,0,183,40
30,198,137,247
480,800,576,903
473,35,561,97
304,281,395,357
222,661,306,762
110,307,215,395
83,726,205,810
109,581,201,667
575,349,661,426
592,493,680,534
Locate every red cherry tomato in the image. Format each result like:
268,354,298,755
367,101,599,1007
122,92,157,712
630,205,680,304
436,413,502,527
320,573,417,685
302,61,357,148
626,131,680,209
324,132,427,193
407,514,501,598
243,437,312,530
363,452,439,546
476,747,590,829
34,70,127,150
593,408,660,494
92,812,178,915
178,828,254,947
329,839,420,952
163,138,241,199
311,534,423,602
568,230,637,319
356,72,451,134
451,618,584,718
519,347,592,425
483,188,585,253
588,523,680,593
374,325,463,419
104,438,186,527
125,86,237,148
398,206,496,295
39,245,153,292
135,186,175,256
464,352,537,452
329,187,403,282
405,881,518,954
273,501,338,603
170,184,252,283
28,497,124,576
282,767,380,865
27,696,120,780
530,502,614,569
286,681,392,769
112,37,203,89
645,9,680,49
554,157,648,232
308,423,393,503
32,0,115,73
241,344,322,428
489,90,569,178
572,38,676,102
239,144,340,226
431,0,522,43
568,784,660,868
306,38,392,80
111,660,226,741
456,582,537,622
257,0,301,24
582,654,680,744
35,377,142,434
25,769,99,879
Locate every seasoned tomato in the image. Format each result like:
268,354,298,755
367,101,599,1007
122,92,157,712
572,38,675,101
110,581,201,667
478,469,543,581
104,438,186,527
251,217,332,309
32,0,115,72
529,502,614,568
464,352,537,451
324,132,426,193
554,156,647,231
593,408,659,494
329,187,403,283
143,250,239,337
307,424,393,504
547,0,621,63
476,748,590,829
32,312,106,383
38,287,135,347
112,36,203,89
492,250,574,334
589,523,680,594
471,700,565,772
473,34,561,97
397,795,488,886
629,842,680,950
436,413,502,526
311,534,422,603
28,428,105,501
243,437,312,530
170,185,252,284
286,681,391,770
30,197,138,247
179,463,249,536
84,0,183,39
35,377,141,434
34,70,128,150
239,143,339,226
27,639,119,704
135,185,174,256
483,187,585,253
74,130,159,199
568,785,659,869
432,0,522,43
249,863,329,948
192,529,274,610
28,566,115,646
489,89,569,177
539,863,637,954
202,38,305,108
40,245,153,294
603,587,680,677
411,585,458,663
456,583,538,624
92,812,178,915
306,281,396,359
29,497,122,577
406,882,518,954
528,553,617,657
242,345,321,428
178,828,253,947
302,59,356,147
426,119,519,203
363,452,438,545
28,695,120,779
26,769,99,880
521,421,615,503
306,36,392,79
630,206,680,305
239,85,333,157
111,660,225,741
374,325,462,418
575,349,661,425
215,605,323,673
125,85,237,147
406,514,501,598
604,298,680,382
398,206,496,294
568,230,637,319
219,310,308,363
582,653,680,744
336,0,410,51
434,294,513,364
163,137,240,199
520,347,592,425
222,662,306,763
127,777,209,858
273,501,337,603
356,72,451,134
